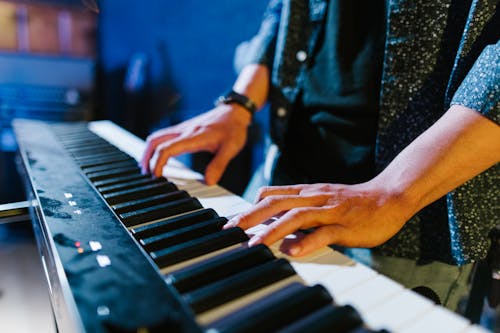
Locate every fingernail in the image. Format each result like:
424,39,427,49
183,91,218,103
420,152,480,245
248,236,262,247
222,221,234,230
288,245,301,256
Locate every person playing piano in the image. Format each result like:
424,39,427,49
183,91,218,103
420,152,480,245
141,0,500,314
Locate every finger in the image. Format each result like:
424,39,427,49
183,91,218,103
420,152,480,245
255,185,304,203
205,144,237,185
152,132,216,177
285,225,345,256
248,207,326,247
225,194,329,230
140,132,178,173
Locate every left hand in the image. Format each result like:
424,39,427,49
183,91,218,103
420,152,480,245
224,182,417,256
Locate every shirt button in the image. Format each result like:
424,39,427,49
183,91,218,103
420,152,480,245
296,50,307,62
277,107,287,117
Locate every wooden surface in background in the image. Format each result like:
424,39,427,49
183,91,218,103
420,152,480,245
0,0,96,58
0,2,17,51
27,4,60,54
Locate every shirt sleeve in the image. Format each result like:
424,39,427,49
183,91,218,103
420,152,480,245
450,39,500,124
233,0,283,73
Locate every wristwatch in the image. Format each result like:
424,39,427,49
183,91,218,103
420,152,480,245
215,90,257,117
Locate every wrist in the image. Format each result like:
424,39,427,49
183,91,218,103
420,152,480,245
215,90,258,120
365,172,421,218
216,103,253,128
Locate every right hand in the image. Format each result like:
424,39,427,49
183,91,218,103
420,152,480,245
140,104,252,185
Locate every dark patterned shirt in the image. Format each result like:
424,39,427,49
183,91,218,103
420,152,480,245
236,0,500,265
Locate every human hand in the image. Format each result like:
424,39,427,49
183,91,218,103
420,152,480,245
140,104,251,184
225,182,417,256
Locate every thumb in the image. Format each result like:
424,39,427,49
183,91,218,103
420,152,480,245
287,226,345,257
205,145,236,185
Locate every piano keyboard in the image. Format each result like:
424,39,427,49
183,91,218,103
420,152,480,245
13,119,489,333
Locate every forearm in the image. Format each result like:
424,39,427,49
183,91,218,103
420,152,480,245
372,104,500,215
232,64,270,110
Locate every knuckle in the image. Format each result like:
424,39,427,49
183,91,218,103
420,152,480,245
156,144,170,155
287,207,308,219
317,183,332,192
261,196,280,209
256,186,270,197
235,214,250,228
265,223,281,237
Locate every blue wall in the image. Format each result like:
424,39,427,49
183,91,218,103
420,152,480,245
98,0,268,128
97,0,269,193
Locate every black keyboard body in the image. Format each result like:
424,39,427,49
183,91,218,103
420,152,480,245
13,119,384,333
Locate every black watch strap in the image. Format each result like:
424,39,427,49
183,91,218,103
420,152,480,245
215,90,257,117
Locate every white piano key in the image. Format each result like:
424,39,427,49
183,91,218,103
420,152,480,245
284,247,352,265
399,305,471,333
175,179,207,192
317,262,377,295
286,250,355,284
290,262,341,284
363,289,435,331
246,223,269,236
183,184,225,197
89,121,145,161
334,273,405,313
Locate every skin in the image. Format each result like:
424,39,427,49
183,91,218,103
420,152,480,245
227,105,500,256
141,64,500,257
140,64,268,183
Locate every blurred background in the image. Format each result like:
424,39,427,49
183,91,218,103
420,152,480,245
0,0,269,205
0,2,269,332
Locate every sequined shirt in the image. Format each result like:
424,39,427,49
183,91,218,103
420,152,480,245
235,0,500,265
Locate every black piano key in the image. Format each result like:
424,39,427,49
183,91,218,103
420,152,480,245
112,190,189,215
103,181,177,205
275,305,364,333
120,197,202,227
86,165,141,182
150,227,249,268
207,283,333,333
185,258,296,314
75,151,130,164
168,244,275,293
71,149,123,161
63,140,110,150
82,160,139,174
67,145,119,157
97,176,163,194
92,173,151,187
62,137,110,145
56,128,97,137
76,153,132,168
59,136,102,144
74,149,126,160
130,208,219,239
139,217,227,252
